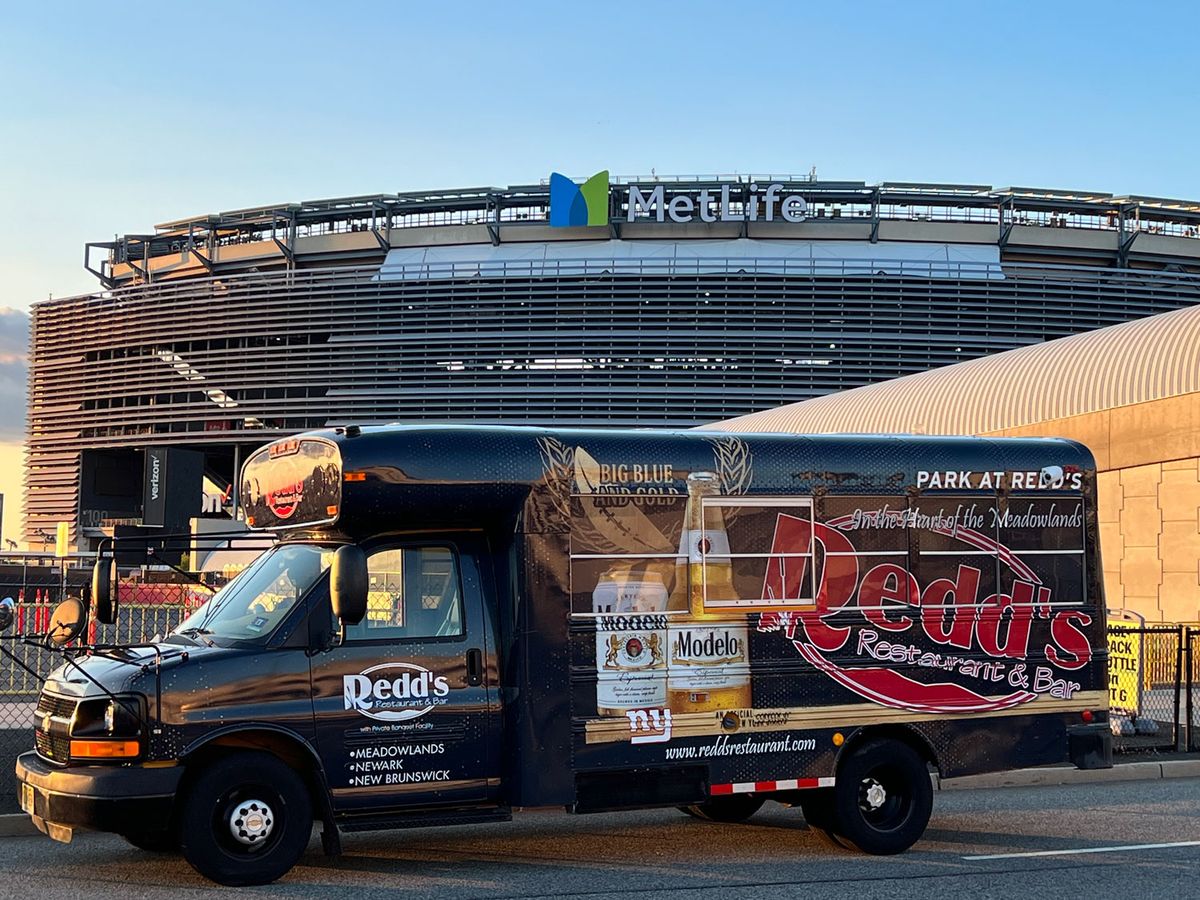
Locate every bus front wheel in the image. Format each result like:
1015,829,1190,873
179,751,312,886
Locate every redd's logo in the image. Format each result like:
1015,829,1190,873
266,480,304,519
759,512,1092,714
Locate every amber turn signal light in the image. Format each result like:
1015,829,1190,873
70,740,139,759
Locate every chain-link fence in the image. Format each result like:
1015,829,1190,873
0,559,223,812
1107,622,1200,753
1108,625,1183,752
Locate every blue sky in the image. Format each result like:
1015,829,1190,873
2,0,1199,308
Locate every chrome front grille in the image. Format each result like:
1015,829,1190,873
34,728,70,763
36,693,76,719
34,692,76,764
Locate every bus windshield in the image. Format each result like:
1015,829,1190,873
173,543,335,644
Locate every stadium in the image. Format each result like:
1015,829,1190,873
26,173,1200,550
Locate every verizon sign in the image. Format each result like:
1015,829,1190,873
628,183,809,224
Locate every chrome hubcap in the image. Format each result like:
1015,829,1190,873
863,779,887,810
228,799,274,846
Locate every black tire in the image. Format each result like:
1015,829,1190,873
830,739,932,855
679,795,764,823
797,787,847,847
792,792,849,849
179,751,312,886
122,829,179,853
797,787,835,829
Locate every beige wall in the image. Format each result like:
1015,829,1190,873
988,391,1200,623
0,441,24,550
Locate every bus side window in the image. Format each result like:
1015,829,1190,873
341,546,464,641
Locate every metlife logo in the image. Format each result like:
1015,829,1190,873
549,172,810,227
549,171,609,227
628,182,809,224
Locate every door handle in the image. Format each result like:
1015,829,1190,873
466,648,484,686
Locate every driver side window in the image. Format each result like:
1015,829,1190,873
342,546,464,641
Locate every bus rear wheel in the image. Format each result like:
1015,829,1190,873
797,787,847,848
830,739,932,855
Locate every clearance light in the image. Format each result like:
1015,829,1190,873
326,505,339,516
70,739,140,759
344,472,366,482
246,516,256,526
1081,710,1094,723
832,732,845,747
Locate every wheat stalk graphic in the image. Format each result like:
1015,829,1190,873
709,436,753,523
710,436,752,496
537,436,575,522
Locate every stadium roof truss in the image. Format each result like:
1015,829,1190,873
83,177,1200,289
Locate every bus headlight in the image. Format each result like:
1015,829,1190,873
71,695,143,739
69,696,144,761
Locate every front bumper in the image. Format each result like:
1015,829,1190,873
15,752,183,837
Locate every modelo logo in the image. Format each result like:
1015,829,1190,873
672,628,745,664
343,663,451,722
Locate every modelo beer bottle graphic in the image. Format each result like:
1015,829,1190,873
594,564,669,716
667,472,751,713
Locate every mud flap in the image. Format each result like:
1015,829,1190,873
1068,723,1113,770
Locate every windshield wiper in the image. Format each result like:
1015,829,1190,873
174,627,215,647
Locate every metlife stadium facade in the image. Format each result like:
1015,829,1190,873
27,173,1200,547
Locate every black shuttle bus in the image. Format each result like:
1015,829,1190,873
15,426,1112,884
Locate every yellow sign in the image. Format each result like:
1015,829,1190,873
54,521,69,558
1107,622,1143,714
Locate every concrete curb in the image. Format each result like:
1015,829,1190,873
940,758,1200,790
0,814,36,837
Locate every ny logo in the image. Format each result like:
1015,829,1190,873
625,707,672,744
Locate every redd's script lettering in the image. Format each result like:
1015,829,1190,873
758,511,1091,713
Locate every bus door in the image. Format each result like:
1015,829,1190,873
309,539,499,812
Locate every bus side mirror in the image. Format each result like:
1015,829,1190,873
92,558,117,625
47,597,87,647
330,545,367,627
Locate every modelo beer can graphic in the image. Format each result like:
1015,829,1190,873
667,472,751,713
594,569,669,716
667,623,750,712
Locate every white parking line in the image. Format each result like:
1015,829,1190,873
965,840,1200,860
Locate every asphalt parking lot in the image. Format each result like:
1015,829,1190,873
0,778,1197,899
